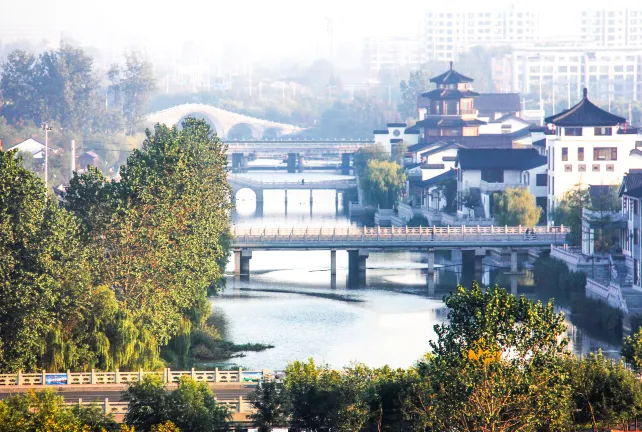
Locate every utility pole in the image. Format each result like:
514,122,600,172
43,124,52,202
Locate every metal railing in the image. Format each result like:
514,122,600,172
228,175,357,189
231,225,568,245
0,368,269,386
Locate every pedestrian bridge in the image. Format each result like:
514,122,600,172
226,138,373,155
229,175,357,204
230,225,569,285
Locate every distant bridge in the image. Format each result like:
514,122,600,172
146,103,302,138
225,138,373,155
228,174,357,203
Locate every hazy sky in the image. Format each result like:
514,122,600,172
1,0,640,64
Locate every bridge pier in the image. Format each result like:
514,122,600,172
348,249,368,287
504,248,521,275
426,249,435,275
234,249,252,279
462,249,485,283
287,153,297,173
232,153,243,172
255,189,264,204
284,190,288,206
309,189,313,205
297,155,305,173
341,153,351,175
330,250,337,276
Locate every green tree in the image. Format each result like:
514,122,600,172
570,352,642,430
461,189,482,217
0,49,39,125
248,381,287,432
0,389,118,432
123,375,171,431
622,328,642,373
423,283,572,431
167,377,230,432
352,143,387,172
492,187,542,226
109,51,157,135
151,421,181,432
552,183,590,245
398,69,431,121
360,159,406,208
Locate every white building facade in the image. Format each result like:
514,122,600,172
545,89,642,219
581,8,642,47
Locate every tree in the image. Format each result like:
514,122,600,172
492,187,542,226
622,328,642,373
359,159,406,208
551,183,590,245
123,376,169,431
248,381,287,432
398,69,431,121
352,143,387,172
435,177,457,213
423,283,573,431
166,377,230,432
109,51,157,135
151,421,181,432
461,189,482,217
570,352,642,430
0,389,118,432
0,49,39,124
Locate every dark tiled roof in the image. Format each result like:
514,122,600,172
619,172,642,198
430,63,474,85
533,138,546,147
418,169,457,187
405,162,421,169
475,93,521,113
415,118,486,128
373,129,388,134
421,89,480,100
545,88,625,127
529,125,547,132
456,148,546,171
390,139,403,143
589,185,613,202
387,123,407,127
490,113,529,124
407,139,448,153
405,129,420,134
618,126,639,134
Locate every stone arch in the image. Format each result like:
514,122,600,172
227,122,262,139
231,186,262,203
178,112,226,138
262,127,283,139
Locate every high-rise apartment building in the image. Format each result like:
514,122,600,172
423,5,540,62
362,37,423,73
492,47,642,103
581,8,642,47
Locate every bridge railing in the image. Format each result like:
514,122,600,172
0,368,270,386
67,396,254,415
231,225,568,242
228,176,357,187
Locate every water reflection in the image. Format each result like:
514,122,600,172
215,172,620,370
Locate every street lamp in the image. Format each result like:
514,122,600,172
43,123,52,202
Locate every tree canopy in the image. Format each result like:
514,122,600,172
492,187,542,226
359,159,406,209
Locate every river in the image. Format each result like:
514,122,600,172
211,171,621,371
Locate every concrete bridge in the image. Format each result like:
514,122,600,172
146,103,302,138
228,174,357,205
225,138,373,155
231,225,569,286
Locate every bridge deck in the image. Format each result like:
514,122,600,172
228,176,357,190
231,226,569,250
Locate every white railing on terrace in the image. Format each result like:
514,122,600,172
66,396,254,416
0,367,270,386
232,225,568,243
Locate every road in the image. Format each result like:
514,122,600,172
0,383,256,402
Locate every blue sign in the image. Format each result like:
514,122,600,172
45,374,68,385
241,371,263,383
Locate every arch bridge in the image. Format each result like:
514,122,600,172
146,103,301,139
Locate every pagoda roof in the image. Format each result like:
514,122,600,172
421,89,480,100
545,88,625,127
414,118,486,129
619,171,642,198
430,62,474,85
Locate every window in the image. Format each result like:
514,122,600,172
565,127,583,136
595,127,613,136
578,147,584,161
606,164,615,172
564,164,572,172
536,174,547,186
562,147,568,161
579,164,586,172
481,169,504,183
592,164,600,172
594,147,617,161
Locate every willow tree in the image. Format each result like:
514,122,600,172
360,159,406,209
492,187,542,227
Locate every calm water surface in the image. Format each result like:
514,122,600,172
211,172,620,370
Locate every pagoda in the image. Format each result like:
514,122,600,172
414,62,485,140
